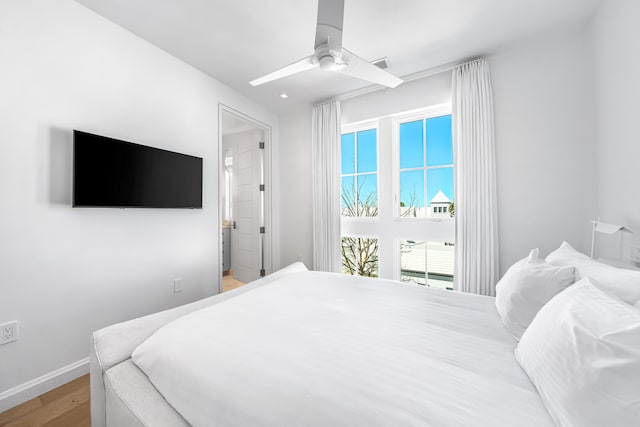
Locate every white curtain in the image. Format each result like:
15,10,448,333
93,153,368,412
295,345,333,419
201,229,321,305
312,100,342,272
452,59,499,296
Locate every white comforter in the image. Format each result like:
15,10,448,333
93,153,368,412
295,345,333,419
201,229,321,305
132,270,554,427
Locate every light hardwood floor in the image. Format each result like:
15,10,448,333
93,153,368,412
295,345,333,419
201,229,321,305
0,375,90,427
222,272,245,292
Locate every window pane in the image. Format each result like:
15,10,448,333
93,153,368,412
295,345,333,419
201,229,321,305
341,236,379,277
341,176,356,217
341,236,357,275
426,167,453,218
357,129,377,173
427,242,455,289
341,133,355,174
400,169,425,217
399,120,423,169
426,115,453,166
400,240,426,285
357,174,378,217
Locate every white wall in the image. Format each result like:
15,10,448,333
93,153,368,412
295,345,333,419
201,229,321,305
488,30,596,272
0,0,278,404
279,30,598,277
588,0,640,260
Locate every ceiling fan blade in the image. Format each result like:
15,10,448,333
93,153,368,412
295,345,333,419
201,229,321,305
249,56,316,86
339,49,404,88
314,0,344,53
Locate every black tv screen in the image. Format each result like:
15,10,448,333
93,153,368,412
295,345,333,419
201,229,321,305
73,130,203,208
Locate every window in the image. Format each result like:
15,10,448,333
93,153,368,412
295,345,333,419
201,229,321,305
340,105,455,286
342,236,379,277
223,149,233,221
399,115,453,218
341,128,378,218
400,240,454,289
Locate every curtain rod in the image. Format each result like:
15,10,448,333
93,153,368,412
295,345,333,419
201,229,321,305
326,57,480,103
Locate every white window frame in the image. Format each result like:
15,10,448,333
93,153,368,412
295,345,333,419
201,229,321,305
340,104,454,283
392,103,454,221
340,120,379,223
223,149,233,221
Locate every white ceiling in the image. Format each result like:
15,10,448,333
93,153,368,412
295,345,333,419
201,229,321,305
75,0,600,115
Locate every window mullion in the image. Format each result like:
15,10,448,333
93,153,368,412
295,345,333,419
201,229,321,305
425,164,454,170
423,119,428,217
354,132,359,217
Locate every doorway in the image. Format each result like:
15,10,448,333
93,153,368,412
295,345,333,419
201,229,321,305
219,105,271,293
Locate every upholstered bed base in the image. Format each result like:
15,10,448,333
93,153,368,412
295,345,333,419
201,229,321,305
90,263,308,427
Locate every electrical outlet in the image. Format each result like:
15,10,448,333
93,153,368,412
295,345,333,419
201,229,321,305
174,278,183,293
0,321,18,345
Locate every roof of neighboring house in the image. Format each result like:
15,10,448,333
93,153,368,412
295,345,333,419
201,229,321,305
430,190,451,204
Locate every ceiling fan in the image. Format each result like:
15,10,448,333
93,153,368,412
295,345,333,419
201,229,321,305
249,0,404,89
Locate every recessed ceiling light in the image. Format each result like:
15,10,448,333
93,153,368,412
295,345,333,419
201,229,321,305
280,93,288,99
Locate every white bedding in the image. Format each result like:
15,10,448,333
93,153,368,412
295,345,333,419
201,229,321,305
132,270,554,427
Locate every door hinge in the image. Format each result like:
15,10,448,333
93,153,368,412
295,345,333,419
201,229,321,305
259,141,265,149
259,184,265,191
259,226,265,234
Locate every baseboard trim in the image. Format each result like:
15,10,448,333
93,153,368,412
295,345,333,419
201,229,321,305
0,357,90,413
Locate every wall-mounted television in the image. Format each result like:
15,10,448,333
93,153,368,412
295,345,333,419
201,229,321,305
73,130,203,208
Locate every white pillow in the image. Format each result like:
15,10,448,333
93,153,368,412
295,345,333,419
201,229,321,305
515,278,640,427
495,249,574,340
545,241,592,264
546,241,640,304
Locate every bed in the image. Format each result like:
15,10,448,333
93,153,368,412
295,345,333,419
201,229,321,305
90,262,555,427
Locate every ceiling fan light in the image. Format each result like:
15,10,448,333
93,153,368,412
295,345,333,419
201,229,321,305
318,55,339,71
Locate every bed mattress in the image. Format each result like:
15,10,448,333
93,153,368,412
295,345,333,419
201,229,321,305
105,359,189,427
131,270,555,427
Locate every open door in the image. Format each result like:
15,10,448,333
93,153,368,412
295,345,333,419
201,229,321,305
229,129,263,283
220,108,268,291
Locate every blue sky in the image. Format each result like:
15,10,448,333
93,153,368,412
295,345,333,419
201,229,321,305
342,129,378,209
341,133,356,174
341,117,453,209
341,129,377,174
399,115,453,207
